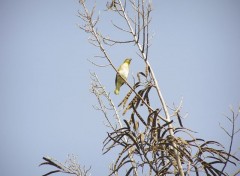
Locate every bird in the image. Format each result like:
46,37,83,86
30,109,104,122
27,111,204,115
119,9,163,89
114,58,132,95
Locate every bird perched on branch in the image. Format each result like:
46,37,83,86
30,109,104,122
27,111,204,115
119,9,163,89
114,58,132,95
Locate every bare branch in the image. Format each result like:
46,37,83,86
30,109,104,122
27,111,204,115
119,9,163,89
87,58,111,67
221,106,240,173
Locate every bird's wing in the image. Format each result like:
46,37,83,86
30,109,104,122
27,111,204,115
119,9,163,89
115,65,121,86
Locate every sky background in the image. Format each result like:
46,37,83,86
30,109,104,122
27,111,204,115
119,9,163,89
0,0,240,176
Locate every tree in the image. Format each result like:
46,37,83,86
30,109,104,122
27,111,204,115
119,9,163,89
40,0,240,175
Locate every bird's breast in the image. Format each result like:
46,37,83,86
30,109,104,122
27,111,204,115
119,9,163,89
119,64,129,78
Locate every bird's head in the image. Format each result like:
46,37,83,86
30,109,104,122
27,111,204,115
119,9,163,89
124,58,132,65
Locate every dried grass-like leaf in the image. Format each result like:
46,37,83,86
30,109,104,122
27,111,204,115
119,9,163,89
118,82,140,108
176,111,183,127
122,96,137,115
42,170,61,176
126,166,134,176
137,71,147,82
132,104,147,126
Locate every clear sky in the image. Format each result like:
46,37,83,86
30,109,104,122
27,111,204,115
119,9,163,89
0,0,240,176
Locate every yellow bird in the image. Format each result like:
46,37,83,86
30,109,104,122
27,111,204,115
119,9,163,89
114,58,132,95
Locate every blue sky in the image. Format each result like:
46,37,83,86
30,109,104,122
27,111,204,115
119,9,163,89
0,0,240,175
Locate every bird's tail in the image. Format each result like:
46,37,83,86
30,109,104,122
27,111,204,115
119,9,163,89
114,88,120,95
